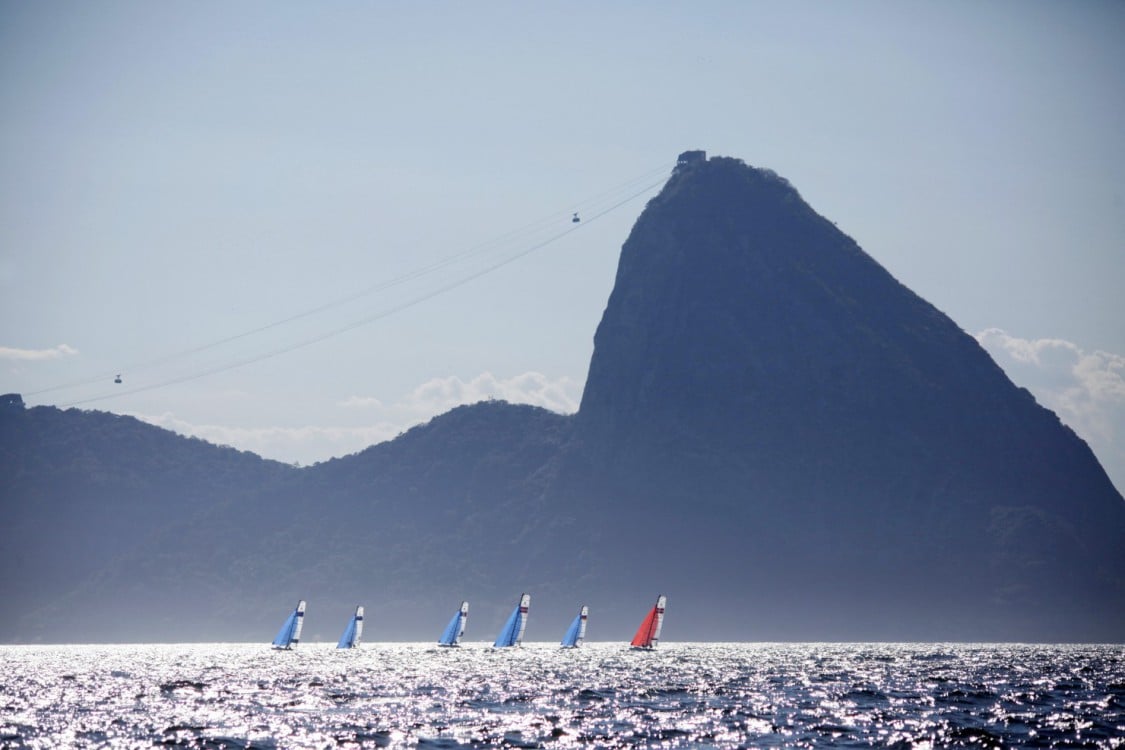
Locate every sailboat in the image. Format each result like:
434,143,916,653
493,593,531,648
336,605,364,649
271,599,306,650
438,601,469,647
560,605,588,648
630,595,666,649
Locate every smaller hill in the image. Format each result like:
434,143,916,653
0,402,295,642
5,401,574,642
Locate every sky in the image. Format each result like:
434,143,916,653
1,1,1123,492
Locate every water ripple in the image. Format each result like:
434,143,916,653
1,643,1123,748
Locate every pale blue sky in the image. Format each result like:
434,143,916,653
2,1,1123,489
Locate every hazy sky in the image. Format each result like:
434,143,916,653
2,2,1123,491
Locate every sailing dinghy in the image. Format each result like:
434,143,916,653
272,599,306,649
560,605,588,648
493,593,531,648
630,595,666,649
438,601,469,647
337,605,364,649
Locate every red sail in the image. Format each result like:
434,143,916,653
630,606,657,647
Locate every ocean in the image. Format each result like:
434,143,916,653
1,643,1122,748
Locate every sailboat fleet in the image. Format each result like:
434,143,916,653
270,594,665,649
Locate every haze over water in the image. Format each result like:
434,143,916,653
2,643,1122,748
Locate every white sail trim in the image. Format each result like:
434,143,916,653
650,595,666,647
515,593,531,646
457,601,469,643
292,600,306,645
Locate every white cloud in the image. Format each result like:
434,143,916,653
132,411,402,465
337,395,384,409
977,328,1125,494
0,344,78,361
403,371,581,416
132,371,583,465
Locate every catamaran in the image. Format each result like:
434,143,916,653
560,605,588,648
630,595,666,649
272,599,306,649
493,593,531,648
438,601,470,647
337,605,364,649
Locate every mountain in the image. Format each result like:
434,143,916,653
555,155,1125,640
2,153,1122,643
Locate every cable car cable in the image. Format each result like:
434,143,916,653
30,162,673,398
57,173,667,408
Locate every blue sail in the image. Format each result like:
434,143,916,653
272,612,297,648
337,617,357,649
272,600,306,649
560,616,581,647
493,593,530,648
337,606,363,649
493,607,520,648
560,605,588,648
438,601,468,646
438,613,460,645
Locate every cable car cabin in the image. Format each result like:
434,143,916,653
114,375,122,384
572,212,580,223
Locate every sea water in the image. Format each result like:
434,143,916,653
1,643,1122,748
